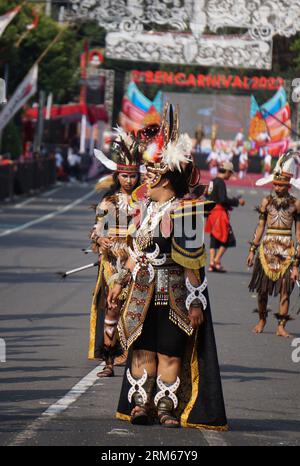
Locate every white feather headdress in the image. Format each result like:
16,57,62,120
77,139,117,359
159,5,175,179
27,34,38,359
256,149,300,189
161,134,193,172
94,127,141,173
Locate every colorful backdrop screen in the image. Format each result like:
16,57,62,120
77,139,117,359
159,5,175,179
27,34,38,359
162,92,251,139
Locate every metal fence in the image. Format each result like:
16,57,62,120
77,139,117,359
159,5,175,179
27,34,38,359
0,157,56,202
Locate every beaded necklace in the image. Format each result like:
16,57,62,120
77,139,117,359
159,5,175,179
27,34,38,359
136,196,176,250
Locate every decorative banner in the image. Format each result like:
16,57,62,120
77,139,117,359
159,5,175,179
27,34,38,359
260,87,288,118
105,31,273,70
69,1,300,69
80,48,114,125
0,6,20,37
131,70,285,91
0,65,38,132
69,0,300,40
249,87,291,156
126,81,161,113
119,81,162,132
80,48,105,78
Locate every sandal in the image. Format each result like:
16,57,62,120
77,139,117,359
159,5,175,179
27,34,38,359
214,262,227,273
97,365,114,378
114,351,128,366
158,412,180,428
131,406,150,425
208,264,216,272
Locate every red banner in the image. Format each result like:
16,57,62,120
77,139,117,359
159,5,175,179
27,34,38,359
131,70,284,91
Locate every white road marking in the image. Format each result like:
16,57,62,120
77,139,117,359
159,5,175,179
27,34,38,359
200,429,229,446
41,187,62,197
13,187,63,208
9,362,104,446
0,189,95,238
14,197,37,208
107,428,134,437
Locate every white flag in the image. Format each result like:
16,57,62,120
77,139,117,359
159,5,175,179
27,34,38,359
0,6,21,37
0,65,38,132
0,78,6,104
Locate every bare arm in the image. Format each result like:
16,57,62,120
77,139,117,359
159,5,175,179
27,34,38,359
291,200,300,282
247,197,268,267
294,200,300,257
107,252,136,310
91,199,113,252
184,268,204,329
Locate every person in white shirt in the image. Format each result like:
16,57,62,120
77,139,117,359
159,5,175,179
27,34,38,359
206,149,219,178
239,148,248,179
55,148,63,169
263,150,272,178
235,128,245,155
67,147,81,181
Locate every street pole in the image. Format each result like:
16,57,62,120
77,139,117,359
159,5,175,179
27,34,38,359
97,120,105,150
80,114,87,154
34,90,46,154
45,92,53,120
58,6,65,23
45,0,52,17
0,65,9,154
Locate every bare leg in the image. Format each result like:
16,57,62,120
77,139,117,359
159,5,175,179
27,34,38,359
214,246,227,270
131,349,157,379
209,248,216,270
157,353,181,383
97,306,120,378
253,292,268,334
276,290,292,338
156,353,181,426
130,350,157,418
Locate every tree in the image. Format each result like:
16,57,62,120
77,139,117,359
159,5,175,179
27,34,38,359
0,1,83,103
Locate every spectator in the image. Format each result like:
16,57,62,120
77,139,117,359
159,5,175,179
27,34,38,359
67,146,81,182
263,149,272,178
55,147,67,181
206,145,219,178
234,127,245,155
239,147,248,179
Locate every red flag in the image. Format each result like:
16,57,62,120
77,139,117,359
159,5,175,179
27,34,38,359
26,9,39,31
0,6,21,37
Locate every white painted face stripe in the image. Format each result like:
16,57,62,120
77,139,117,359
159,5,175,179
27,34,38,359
0,189,95,238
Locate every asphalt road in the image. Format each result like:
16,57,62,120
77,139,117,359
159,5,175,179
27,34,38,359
0,182,299,447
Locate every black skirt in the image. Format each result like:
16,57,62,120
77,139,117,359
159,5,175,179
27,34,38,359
249,256,294,297
210,224,236,249
116,267,228,431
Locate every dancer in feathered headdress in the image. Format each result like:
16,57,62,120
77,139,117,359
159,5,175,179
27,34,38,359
107,103,227,431
247,149,300,337
88,128,144,375
89,124,161,376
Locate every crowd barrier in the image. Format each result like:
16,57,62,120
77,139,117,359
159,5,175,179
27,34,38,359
0,157,56,202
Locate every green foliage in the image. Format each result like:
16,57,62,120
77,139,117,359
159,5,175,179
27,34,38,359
1,118,22,158
0,1,84,103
